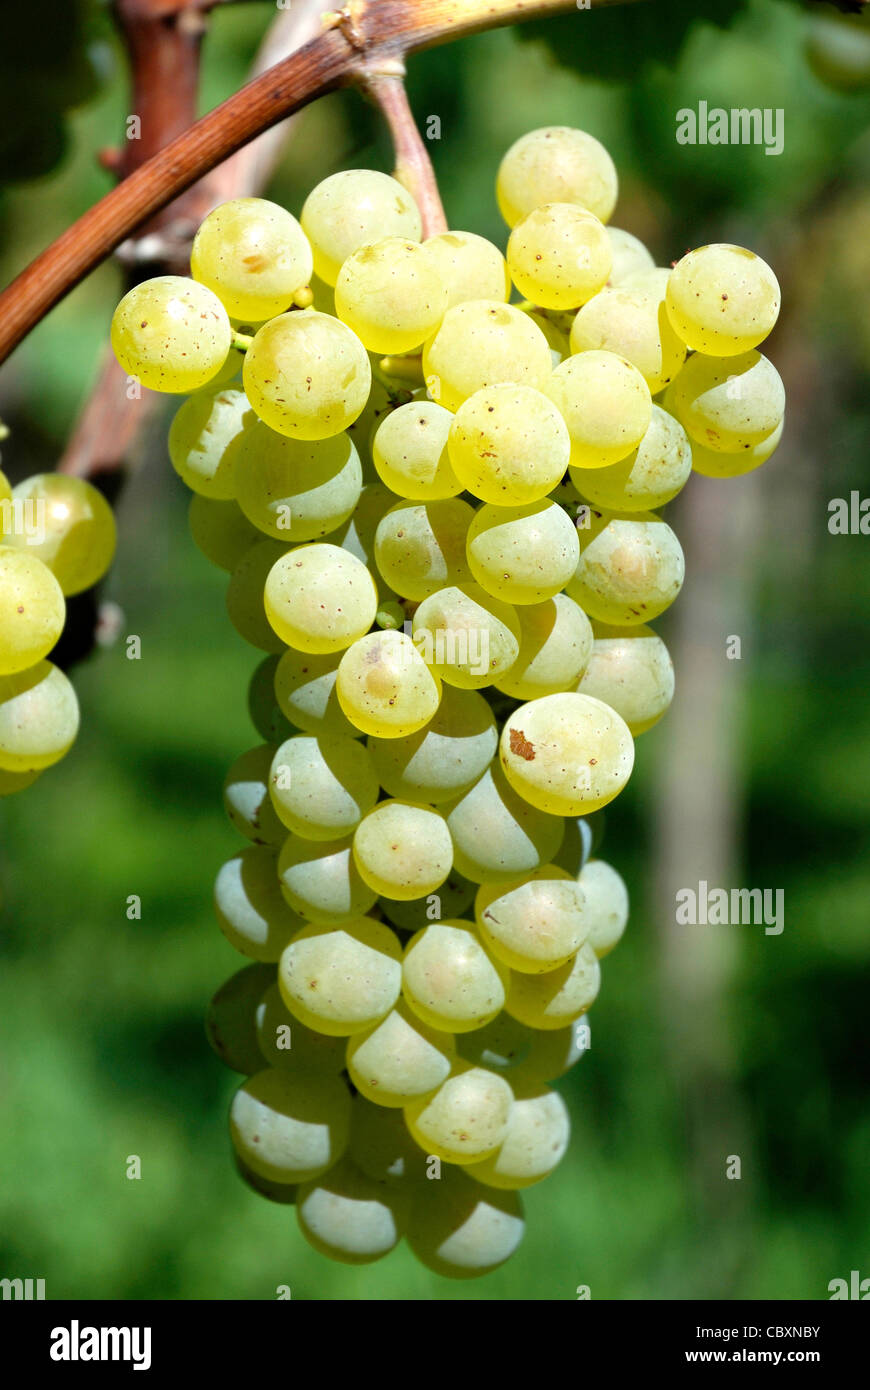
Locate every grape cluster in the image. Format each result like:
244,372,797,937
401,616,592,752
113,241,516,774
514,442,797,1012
111,125,784,1278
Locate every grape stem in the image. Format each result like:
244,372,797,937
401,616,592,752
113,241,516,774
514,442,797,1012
358,66,448,238
231,330,255,353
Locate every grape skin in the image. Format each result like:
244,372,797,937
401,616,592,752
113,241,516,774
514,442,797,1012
576,622,674,736
268,732,379,840
507,203,612,311
566,507,685,627
404,1062,514,1165
496,125,618,227
499,691,635,816
234,424,362,542
407,1168,525,1278
422,300,553,413
190,197,313,322
243,310,371,441
346,1002,455,1108
1,474,117,595
264,543,378,654
222,744,287,846
423,230,511,309
111,275,231,393
547,349,652,470
229,1067,351,1184
402,920,509,1033
300,169,422,287
278,918,403,1036
447,384,570,506
353,799,454,901
277,834,378,925
214,845,304,962
665,243,781,355
168,386,254,499
0,661,79,771
570,405,692,513
366,684,497,805
445,761,565,885
336,630,442,739
465,498,580,605
335,237,448,355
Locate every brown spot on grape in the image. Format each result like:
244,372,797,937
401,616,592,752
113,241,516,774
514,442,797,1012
509,728,535,761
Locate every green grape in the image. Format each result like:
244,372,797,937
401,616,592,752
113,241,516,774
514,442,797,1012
214,845,304,961
255,981,347,1074
268,733,379,840
475,866,587,974
494,593,593,701
571,405,692,512
367,684,497,805
605,227,655,285
552,813,603,875
229,1067,351,1183
407,1168,524,1278
472,1085,570,1190
423,230,511,309
353,800,453,901
277,833,378,924
518,307,571,368
278,917,402,1035
348,1094,430,1184
378,870,477,933
335,238,448,354
402,921,508,1033
456,1012,590,1086
496,126,618,227
505,941,601,1030
522,1018,591,1082
274,648,360,740
566,507,685,626
0,662,79,771
569,285,686,396
346,1001,455,1107
671,350,785,453
422,301,552,413
331,482,396,566
233,423,362,541
447,384,570,506
547,350,652,470
445,761,564,884
206,962,275,1075
167,386,253,499
247,654,295,743
374,497,474,602
578,858,629,957
465,498,580,605
499,691,634,816
1,473,116,595
0,549,65,675
377,599,406,629
296,1159,408,1264
0,766,41,796
507,203,611,311
690,417,784,478
577,621,674,736
404,1062,514,1165
111,275,231,393
234,1153,298,1205
372,401,461,501
264,543,378,653
243,311,371,440
189,495,259,572
190,197,313,322
806,12,870,91
300,169,422,287
665,244,781,355
227,538,289,653
222,744,287,845
336,630,442,738
411,583,520,690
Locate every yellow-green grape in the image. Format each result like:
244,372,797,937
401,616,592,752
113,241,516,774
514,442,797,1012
402,921,509,1033
411,583,521,690
499,691,634,816
0,469,11,504
277,834,377,924
268,733,378,840
353,800,453,901
422,300,552,413
405,1062,514,1165
577,621,674,736
243,311,371,440
0,550,65,674
346,1002,455,1107
214,845,303,961
445,761,564,884
234,423,362,541
0,766,41,796
523,1017,591,1082
806,11,870,91
264,543,377,653
423,230,511,309
374,497,474,602
255,981,347,1074
274,648,360,740
348,1094,430,1185
190,197,313,322
0,661,79,771
671,350,785,453
506,941,600,1030
407,1168,524,1278
188,495,259,571
227,538,289,653
279,917,403,1036
167,386,252,499
300,169,422,287
379,870,477,933
496,125,618,227
335,238,448,355
571,405,692,512
547,350,652,470
475,866,587,974
447,384,570,506
690,417,784,478
465,499,580,605
577,857,629,957
569,285,686,396
494,593,593,701
507,203,611,311
229,1067,351,1183
605,226,655,285
234,1152,297,1204
519,308,571,368
457,1012,590,1085
223,744,287,846
1,474,116,596
296,1160,407,1264
473,1085,570,1190
566,507,685,625
332,481,396,566
206,963,276,1075
367,684,496,804
336,630,442,738
372,401,461,501
111,275,231,393
247,654,295,743
665,244,781,355
624,265,672,300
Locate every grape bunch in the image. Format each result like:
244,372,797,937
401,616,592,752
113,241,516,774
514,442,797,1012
110,126,784,1279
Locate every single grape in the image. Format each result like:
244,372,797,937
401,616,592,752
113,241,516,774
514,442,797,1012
214,845,304,961
190,197,313,321
422,300,552,413
423,230,511,308
367,684,497,805
247,654,295,743
566,507,685,626
465,498,580,605
264,543,378,653
407,1168,525,1278
505,941,601,1029
0,549,65,675
300,169,422,286
494,593,593,701
499,691,634,816
268,732,379,840
404,1062,514,1165
665,243,781,355
206,963,276,1075
569,285,686,396
402,920,508,1033
411,583,521,690
378,869,477,933
1,474,116,595
274,648,360,740
475,866,588,974
372,401,461,501
671,350,785,453
243,310,371,440
348,1094,431,1184
346,1001,455,1107
445,761,565,884
168,386,254,499
335,237,448,354
689,418,784,478
277,834,378,925
229,1067,351,1183
226,538,289,653
255,980,347,1074
447,384,570,506
234,423,362,541
547,349,652,470
605,226,655,285
296,1159,408,1264
189,495,259,572
577,858,629,957
353,800,453,901
278,917,403,1035
0,661,79,771
571,405,692,512
507,203,611,310
496,126,618,227
577,621,674,735
223,744,287,845
472,1085,570,1190
336,630,442,738
111,275,231,393
374,497,474,602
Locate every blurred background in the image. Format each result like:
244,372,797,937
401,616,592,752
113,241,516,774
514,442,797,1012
0,0,868,1300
